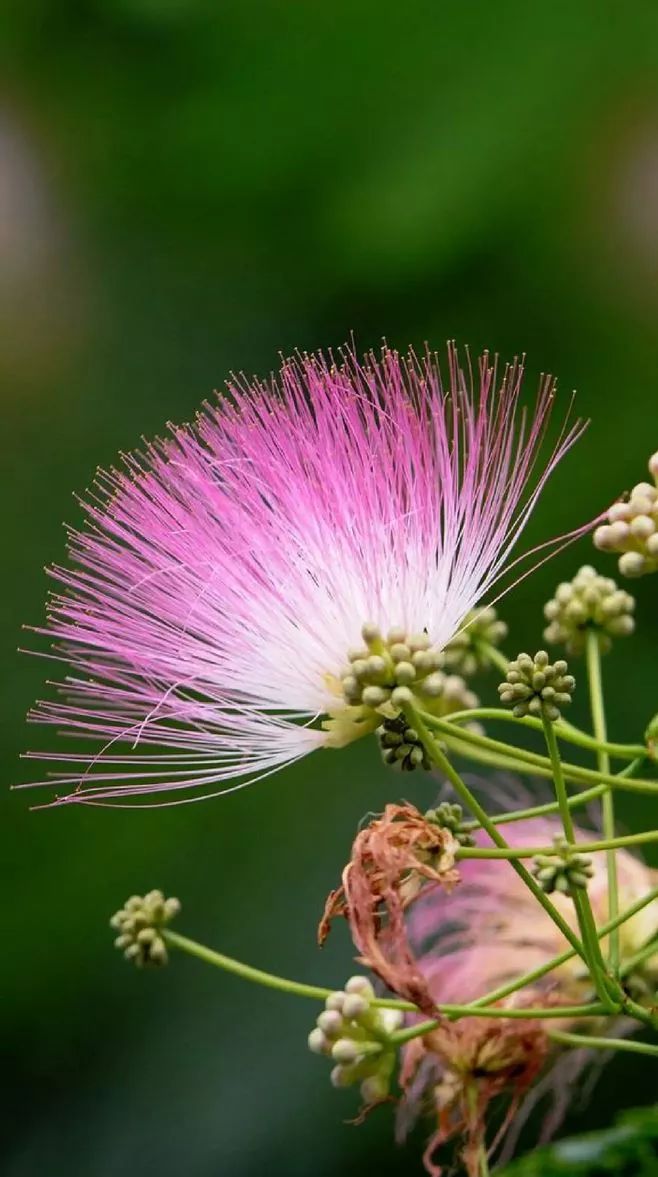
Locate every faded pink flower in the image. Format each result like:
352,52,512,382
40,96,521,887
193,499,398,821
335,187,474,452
25,345,589,806
319,802,460,1014
397,815,658,1175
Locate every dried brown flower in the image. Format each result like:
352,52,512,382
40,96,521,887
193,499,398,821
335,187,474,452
399,1015,549,1177
319,803,459,1014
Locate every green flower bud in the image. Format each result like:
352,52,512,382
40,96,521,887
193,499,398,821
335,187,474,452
110,890,180,968
543,565,635,655
308,979,400,1103
532,839,594,895
498,651,574,721
441,605,508,677
425,800,475,847
593,454,658,577
376,714,431,773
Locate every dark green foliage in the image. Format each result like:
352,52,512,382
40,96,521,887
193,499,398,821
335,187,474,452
500,1107,658,1176
4,2,658,1175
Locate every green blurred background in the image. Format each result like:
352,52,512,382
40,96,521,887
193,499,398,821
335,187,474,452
4,2,658,1173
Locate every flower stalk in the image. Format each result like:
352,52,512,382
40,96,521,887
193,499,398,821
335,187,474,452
586,629,620,974
404,703,589,962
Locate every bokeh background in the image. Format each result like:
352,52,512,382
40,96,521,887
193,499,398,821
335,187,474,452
4,2,658,1174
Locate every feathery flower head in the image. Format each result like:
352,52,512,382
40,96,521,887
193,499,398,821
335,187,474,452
408,814,658,1004
26,344,591,806
397,813,658,1175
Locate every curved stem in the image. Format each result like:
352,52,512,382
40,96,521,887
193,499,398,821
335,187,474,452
619,935,658,979
469,883,658,1010
443,707,643,761
390,1003,607,1048
548,1028,658,1058
480,644,509,676
586,630,619,975
407,704,588,962
542,715,616,1011
457,829,658,858
475,784,608,829
161,885,658,1033
163,931,336,1001
161,932,605,1027
423,711,654,794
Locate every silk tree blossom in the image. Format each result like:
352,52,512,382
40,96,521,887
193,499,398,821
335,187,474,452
397,815,658,1175
25,344,592,806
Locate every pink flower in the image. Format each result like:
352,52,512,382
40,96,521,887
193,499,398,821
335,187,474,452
25,345,589,806
398,815,658,1175
408,816,658,1002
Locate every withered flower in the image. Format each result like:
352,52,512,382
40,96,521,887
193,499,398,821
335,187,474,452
319,803,459,1013
399,1016,549,1177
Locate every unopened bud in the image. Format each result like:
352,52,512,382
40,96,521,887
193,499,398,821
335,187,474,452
442,605,508,677
330,1064,353,1088
533,840,594,895
345,976,375,998
308,1027,329,1055
110,890,180,968
342,994,370,1020
318,1009,343,1037
331,1038,361,1064
543,565,635,655
360,1073,390,1103
425,800,475,847
593,455,658,577
498,652,574,721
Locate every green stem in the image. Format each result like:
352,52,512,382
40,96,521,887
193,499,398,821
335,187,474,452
462,784,608,830
441,736,651,796
543,716,576,841
619,935,658,979
464,1083,490,1177
443,707,643,761
542,715,617,1012
622,994,658,1031
457,829,658,859
160,932,606,1027
548,1028,658,1058
408,704,588,962
390,1003,607,1048
161,885,658,1036
424,711,654,794
480,644,510,676
587,630,619,975
163,931,336,1001
469,884,658,1010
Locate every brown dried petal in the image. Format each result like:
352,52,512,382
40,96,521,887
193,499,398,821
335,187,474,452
319,804,459,1014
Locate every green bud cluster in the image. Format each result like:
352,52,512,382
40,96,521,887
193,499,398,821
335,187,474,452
543,565,635,655
377,714,430,772
377,672,482,772
498,651,575,722
340,623,444,710
110,890,181,967
307,975,402,1103
424,801,475,847
533,839,594,895
442,606,508,677
593,453,658,577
